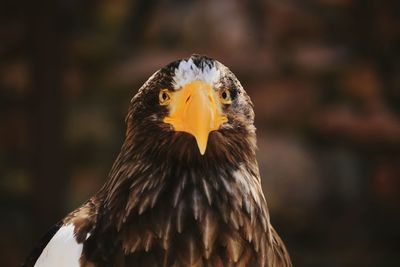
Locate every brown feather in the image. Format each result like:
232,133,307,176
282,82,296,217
223,231,244,263
200,210,219,259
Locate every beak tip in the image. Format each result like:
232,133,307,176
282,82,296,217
199,148,206,155
195,138,208,156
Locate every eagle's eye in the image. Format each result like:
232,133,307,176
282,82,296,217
159,89,171,105
220,88,232,105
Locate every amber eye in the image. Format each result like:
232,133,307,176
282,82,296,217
159,89,171,105
220,88,232,104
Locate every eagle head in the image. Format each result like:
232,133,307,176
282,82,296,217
125,55,256,165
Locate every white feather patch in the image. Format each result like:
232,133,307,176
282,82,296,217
34,224,83,267
172,58,220,89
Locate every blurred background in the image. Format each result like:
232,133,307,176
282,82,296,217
1,0,400,266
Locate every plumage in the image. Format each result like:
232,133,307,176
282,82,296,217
23,55,292,267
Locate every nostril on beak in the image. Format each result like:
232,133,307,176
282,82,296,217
185,95,191,103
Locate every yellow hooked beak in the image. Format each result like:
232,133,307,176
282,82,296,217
163,80,227,155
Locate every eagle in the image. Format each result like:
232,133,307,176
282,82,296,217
23,55,292,267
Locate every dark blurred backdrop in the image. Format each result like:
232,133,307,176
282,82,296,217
1,0,400,266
